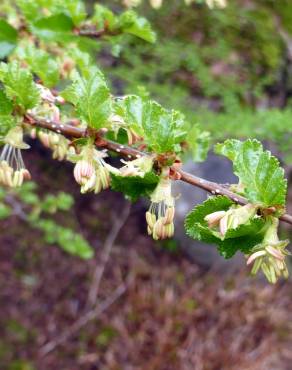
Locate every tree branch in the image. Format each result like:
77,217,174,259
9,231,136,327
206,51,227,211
87,202,131,308
75,28,106,38
24,114,292,226
39,283,126,356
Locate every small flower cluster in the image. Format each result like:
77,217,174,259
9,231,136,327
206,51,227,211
119,155,154,177
28,84,64,123
72,145,111,194
146,168,175,240
205,0,227,9
35,130,70,161
0,127,31,187
246,218,289,283
204,203,257,237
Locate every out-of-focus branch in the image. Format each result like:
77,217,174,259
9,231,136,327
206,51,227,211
74,28,106,38
39,283,126,356
87,202,131,308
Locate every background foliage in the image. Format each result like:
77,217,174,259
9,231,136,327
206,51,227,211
98,0,292,161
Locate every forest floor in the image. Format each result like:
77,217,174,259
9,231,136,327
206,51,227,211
0,147,291,370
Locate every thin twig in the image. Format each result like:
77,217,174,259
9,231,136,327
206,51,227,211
39,283,126,356
75,28,106,38
87,202,131,308
5,194,27,221
25,114,292,226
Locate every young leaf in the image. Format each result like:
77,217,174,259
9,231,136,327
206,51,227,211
185,195,266,258
142,101,187,153
215,139,287,207
92,6,156,43
16,0,40,22
67,49,93,76
111,171,159,202
30,13,75,43
17,44,59,87
0,115,16,138
215,139,243,161
16,0,85,26
0,19,18,58
118,11,156,43
36,219,94,259
114,95,145,136
186,124,210,162
217,232,264,259
0,202,11,219
0,61,40,110
185,195,233,242
62,67,112,130
92,4,116,31
0,89,13,115
58,0,86,26
41,192,74,213
114,97,187,153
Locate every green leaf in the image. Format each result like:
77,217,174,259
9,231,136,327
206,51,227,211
0,89,13,115
17,44,59,87
16,0,40,22
142,101,187,153
185,195,233,242
31,13,75,43
0,114,16,137
40,192,73,213
0,202,11,219
118,11,156,43
114,95,144,136
185,195,265,258
186,124,210,162
67,49,93,76
115,97,187,153
16,181,39,205
92,4,116,31
36,219,94,259
62,67,112,129
0,19,18,58
217,232,264,259
224,217,265,240
92,6,156,43
56,192,74,210
110,171,159,202
215,139,287,207
215,139,243,161
0,61,40,110
17,0,85,25
58,0,86,26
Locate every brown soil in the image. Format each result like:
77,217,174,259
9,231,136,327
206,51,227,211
0,146,291,370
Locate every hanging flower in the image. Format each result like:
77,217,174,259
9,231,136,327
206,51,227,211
150,0,163,9
123,0,142,8
28,84,64,123
28,101,60,123
206,0,227,9
0,126,31,187
204,203,258,236
246,218,290,283
36,84,64,105
70,145,112,194
37,130,70,161
146,168,175,240
119,155,154,177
